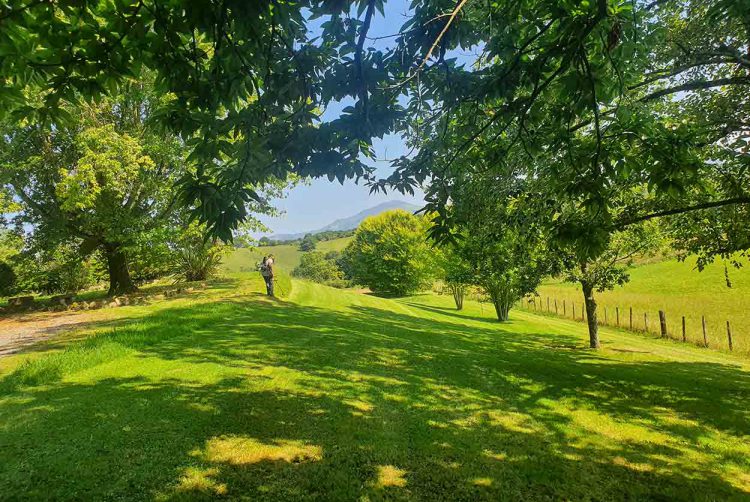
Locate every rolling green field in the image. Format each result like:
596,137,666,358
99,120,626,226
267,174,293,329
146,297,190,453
1,271,749,500
220,236,352,274
536,257,750,354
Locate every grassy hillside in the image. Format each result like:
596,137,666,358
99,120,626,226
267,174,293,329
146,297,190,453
1,276,749,499
220,236,352,274
536,257,750,353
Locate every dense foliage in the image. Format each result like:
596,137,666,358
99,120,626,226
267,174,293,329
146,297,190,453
293,251,345,287
343,210,437,296
298,235,317,252
171,223,229,283
0,0,389,239
0,82,186,294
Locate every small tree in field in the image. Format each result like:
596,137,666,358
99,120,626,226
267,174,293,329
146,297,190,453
171,223,229,282
459,229,552,322
439,245,474,310
562,222,663,348
343,210,436,296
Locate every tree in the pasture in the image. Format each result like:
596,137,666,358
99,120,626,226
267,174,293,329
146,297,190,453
461,229,552,322
562,223,663,349
293,251,344,285
425,151,557,321
438,245,474,310
299,235,317,252
0,95,182,295
343,210,436,296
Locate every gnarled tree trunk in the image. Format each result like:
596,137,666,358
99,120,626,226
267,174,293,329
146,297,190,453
581,280,600,349
104,244,136,296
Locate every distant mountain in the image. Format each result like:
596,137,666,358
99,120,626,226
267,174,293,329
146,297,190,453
270,200,421,242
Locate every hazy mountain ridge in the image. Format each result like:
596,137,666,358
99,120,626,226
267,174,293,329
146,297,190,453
270,200,421,241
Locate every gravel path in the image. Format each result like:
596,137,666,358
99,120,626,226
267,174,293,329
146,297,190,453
0,311,105,356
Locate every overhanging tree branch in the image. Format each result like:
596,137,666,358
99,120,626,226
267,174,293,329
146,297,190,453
615,196,750,229
640,77,750,102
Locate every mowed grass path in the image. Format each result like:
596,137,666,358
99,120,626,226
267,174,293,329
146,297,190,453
1,276,749,500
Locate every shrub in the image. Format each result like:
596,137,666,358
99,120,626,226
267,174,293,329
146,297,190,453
298,234,316,252
439,246,474,310
342,210,437,296
293,251,345,286
20,246,99,295
172,224,229,282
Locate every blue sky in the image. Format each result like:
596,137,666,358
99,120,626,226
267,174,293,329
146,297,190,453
256,0,424,237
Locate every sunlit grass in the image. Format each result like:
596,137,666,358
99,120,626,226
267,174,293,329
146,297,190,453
1,276,749,499
536,256,750,353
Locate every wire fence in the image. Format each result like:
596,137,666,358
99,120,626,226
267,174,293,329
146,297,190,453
518,295,744,355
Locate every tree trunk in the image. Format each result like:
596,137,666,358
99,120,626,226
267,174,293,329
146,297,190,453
104,244,136,296
581,281,600,349
450,284,465,310
493,299,510,321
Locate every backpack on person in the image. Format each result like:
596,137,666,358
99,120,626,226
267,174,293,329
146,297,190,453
259,256,270,277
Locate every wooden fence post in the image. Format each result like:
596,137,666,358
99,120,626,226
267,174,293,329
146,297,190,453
563,300,566,317
547,297,550,312
533,298,537,310
554,299,558,315
629,307,633,330
702,316,708,347
681,316,686,342
644,312,648,332
659,311,667,338
616,307,620,327
727,321,733,351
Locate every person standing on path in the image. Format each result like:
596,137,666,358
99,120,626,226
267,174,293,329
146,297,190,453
260,254,275,297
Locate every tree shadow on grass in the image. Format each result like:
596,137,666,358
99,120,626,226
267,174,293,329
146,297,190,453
402,301,506,325
1,291,749,499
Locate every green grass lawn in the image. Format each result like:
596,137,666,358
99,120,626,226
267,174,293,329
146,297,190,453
537,256,750,354
1,275,749,500
220,236,352,275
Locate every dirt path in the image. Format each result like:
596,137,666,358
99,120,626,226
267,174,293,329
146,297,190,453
0,310,109,356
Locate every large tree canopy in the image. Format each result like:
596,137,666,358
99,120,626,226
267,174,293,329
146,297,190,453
2,0,748,258
0,0,395,239
380,0,749,260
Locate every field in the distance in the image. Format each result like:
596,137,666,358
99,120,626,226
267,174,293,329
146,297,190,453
220,236,352,274
537,257,750,353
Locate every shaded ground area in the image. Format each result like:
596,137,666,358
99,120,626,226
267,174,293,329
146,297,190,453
1,278,749,500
